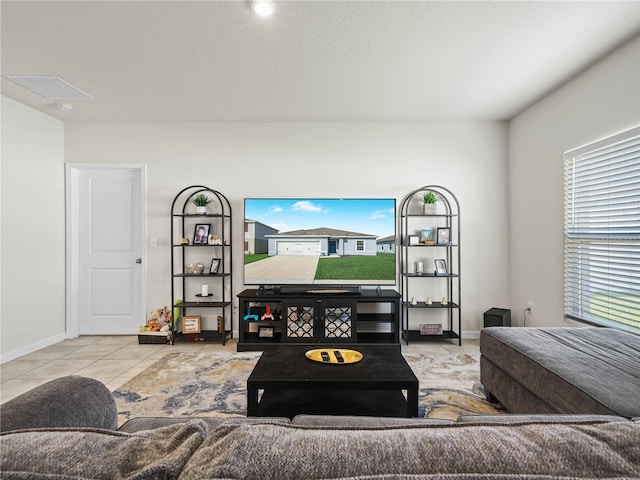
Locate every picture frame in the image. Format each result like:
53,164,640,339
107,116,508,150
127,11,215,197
258,326,274,338
436,227,451,245
408,235,420,246
209,258,221,274
182,315,201,334
434,258,448,275
193,224,210,245
419,228,434,245
420,323,443,336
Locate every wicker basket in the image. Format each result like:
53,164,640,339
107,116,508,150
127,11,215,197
138,331,170,344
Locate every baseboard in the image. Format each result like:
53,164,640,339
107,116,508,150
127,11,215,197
463,330,481,340
1,332,67,364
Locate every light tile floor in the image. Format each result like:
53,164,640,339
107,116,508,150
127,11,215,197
0,335,479,404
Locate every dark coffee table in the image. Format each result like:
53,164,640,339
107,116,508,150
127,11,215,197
247,345,418,418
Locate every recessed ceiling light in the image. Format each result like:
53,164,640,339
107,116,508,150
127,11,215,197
3,75,93,100
252,1,275,17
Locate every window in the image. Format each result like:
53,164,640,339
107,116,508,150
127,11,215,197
563,126,640,334
356,240,364,252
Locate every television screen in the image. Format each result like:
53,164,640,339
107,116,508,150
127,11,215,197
244,198,396,286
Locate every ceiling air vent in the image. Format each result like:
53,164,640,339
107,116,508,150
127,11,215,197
3,75,93,100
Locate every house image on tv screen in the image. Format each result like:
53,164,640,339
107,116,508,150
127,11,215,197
244,219,278,254
245,220,396,256
376,234,396,254
265,227,379,256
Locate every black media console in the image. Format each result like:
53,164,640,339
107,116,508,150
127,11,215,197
237,288,401,351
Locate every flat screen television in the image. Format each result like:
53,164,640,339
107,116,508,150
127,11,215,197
244,198,396,288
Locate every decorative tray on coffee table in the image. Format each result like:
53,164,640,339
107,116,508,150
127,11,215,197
305,348,363,364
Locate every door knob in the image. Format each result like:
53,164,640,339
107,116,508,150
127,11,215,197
136,258,142,264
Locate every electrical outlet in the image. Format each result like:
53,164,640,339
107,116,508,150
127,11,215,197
527,301,534,314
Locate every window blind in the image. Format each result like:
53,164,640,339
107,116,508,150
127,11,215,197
563,126,640,333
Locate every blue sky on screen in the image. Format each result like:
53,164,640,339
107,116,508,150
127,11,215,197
245,198,396,238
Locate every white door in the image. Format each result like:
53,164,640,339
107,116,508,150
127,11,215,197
66,164,146,336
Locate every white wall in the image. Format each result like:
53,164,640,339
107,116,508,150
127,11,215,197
64,122,510,337
509,36,640,327
1,96,66,361
2,35,636,360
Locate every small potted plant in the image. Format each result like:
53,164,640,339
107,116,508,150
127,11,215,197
192,193,211,214
423,191,437,215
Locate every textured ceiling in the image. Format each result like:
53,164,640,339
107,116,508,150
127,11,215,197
1,1,639,122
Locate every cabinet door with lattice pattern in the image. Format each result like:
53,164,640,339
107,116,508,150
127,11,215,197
319,300,355,342
283,301,316,342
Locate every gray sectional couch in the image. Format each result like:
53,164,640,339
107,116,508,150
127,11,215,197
480,327,640,418
1,375,639,479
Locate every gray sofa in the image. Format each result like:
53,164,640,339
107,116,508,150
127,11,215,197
480,327,640,418
1,375,639,479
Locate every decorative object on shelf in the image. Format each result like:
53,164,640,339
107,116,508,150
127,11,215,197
193,223,210,245
423,191,437,215
426,296,432,305
261,305,274,321
258,326,274,338
208,234,222,245
419,324,443,336
410,297,417,305
195,293,213,304
244,306,259,321
185,263,204,274
217,316,225,334
182,315,201,334
436,227,451,245
408,235,420,246
434,259,448,275
414,261,424,274
305,348,363,364
209,258,221,274
180,237,190,245
192,193,211,214
420,228,435,245
441,297,448,305
201,284,209,296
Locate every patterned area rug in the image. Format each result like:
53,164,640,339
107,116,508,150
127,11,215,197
113,350,502,426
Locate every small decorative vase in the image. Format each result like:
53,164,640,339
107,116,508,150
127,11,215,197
423,203,436,215
195,206,207,215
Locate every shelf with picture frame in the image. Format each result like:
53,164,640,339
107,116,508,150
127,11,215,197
399,185,461,345
170,185,233,345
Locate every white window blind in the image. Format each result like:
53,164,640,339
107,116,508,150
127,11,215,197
563,126,640,333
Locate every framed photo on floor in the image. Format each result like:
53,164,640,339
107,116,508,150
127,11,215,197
182,315,201,334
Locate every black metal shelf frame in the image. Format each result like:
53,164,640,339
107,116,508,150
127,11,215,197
170,185,233,345
399,185,461,345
